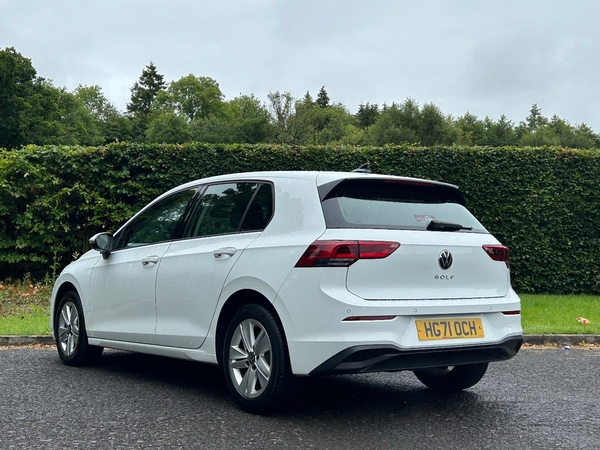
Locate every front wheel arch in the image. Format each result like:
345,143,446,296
54,290,103,366
52,282,78,336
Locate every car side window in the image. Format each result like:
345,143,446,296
186,182,273,238
241,183,273,232
114,189,197,250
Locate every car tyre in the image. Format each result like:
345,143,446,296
413,362,488,391
223,304,294,414
55,291,103,366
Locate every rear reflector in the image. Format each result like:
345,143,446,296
295,240,400,267
502,310,521,315
343,315,397,321
482,244,510,267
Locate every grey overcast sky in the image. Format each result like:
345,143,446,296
2,0,599,129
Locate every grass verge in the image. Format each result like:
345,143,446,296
1,281,598,336
0,280,51,335
520,294,599,334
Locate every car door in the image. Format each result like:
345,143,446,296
154,182,273,348
87,188,198,344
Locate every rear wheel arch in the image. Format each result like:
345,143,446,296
414,362,489,391
221,300,295,413
216,289,287,369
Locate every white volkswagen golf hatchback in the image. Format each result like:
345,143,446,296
51,170,522,413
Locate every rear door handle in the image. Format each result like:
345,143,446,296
141,256,160,266
213,247,237,258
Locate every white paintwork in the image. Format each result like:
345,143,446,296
154,232,259,348
51,170,522,376
337,229,509,300
274,266,521,374
87,242,171,344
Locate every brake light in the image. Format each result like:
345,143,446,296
483,245,510,267
295,240,400,267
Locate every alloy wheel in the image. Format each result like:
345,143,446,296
57,301,79,356
227,318,272,399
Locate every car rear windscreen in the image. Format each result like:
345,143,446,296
320,179,488,232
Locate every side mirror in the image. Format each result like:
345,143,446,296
89,232,114,259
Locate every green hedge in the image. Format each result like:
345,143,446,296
1,143,599,293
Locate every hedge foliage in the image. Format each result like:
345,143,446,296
1,143,599,293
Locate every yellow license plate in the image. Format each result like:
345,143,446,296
416,318,484,341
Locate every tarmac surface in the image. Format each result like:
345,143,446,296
1,345,599,449
2,334,599,347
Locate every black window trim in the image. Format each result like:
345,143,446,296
181,180,275,239
112,185,204,252
111,179,276,251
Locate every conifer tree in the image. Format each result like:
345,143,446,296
126,61,166,141
316,86,330,108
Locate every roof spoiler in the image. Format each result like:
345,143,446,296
351,163,370,173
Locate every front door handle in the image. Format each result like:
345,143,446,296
141,256,160,266
213,247,237,258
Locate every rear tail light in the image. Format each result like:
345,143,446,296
295,240,400,267
483,244,510,268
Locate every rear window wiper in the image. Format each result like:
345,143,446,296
426,220,473,232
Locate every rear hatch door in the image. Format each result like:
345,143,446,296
336,229,509,300
317,175,510,300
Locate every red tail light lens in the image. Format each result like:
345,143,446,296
483,245,510,267
295,240,400,267
296,241,358,267
358,241,400,259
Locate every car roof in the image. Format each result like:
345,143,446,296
128,171,464,233
171,171,459,193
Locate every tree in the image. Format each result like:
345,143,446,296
547,115,599,149
74,85,131,143
302,91,314,106
519,127,559,147
484,115,517,147
266,90,353,145
369,99,421,145
163,74,224,121
145,111,191,143
52,87,104,145
336,124,369,145
455,112,486,145
572,123,600,148
307,104,353,144
148,75,228,143
126,61,166,141
0,47,39,148
267,91,311,144
368,99,458,146
419,103,453,146
189,116,233,143
316,86,330,108
0,48,103,148
227,95,274,143
525,104,547,131
355,103,380,129
75,85,115,120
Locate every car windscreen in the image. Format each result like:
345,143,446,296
320,179,488,233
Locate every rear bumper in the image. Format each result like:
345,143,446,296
309,335,523,376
